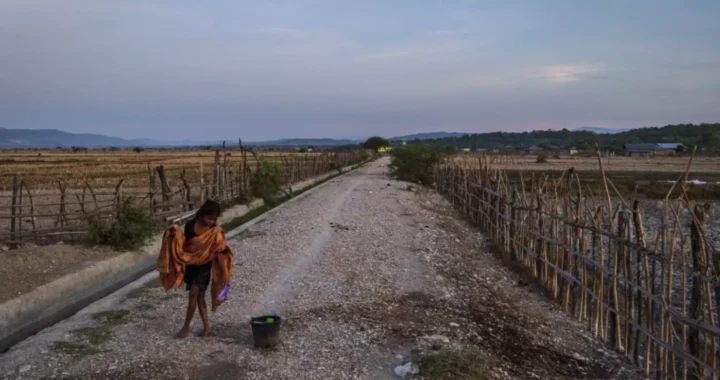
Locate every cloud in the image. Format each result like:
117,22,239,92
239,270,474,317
463,63,609,89
352,41,468,63
253,27,310,41
427,29,469,37
539,64,607,84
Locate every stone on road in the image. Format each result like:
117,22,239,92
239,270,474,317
0,158,643,380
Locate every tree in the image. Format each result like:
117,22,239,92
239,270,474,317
699,133,720,150
363,136,390,150
577,141,592,152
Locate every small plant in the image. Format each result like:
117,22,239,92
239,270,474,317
250,161,288,206
414,349,490,380
86,196,161,251
53,309,131,357
133,147,144,153
536,154,548,163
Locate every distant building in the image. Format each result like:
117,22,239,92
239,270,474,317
656,143,684,155
623,142,684,156
623,143,658,157
525,145,543,154
461,148,471,152
569,147,579,155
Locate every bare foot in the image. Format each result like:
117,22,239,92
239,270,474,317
200,328,214,337
175,327,190,339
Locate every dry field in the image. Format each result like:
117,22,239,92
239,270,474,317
0,149,318,190
0,148,351,246
453,153,720,199
455,153,720,175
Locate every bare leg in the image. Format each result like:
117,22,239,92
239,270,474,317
198,289,213,337
176,285,199,339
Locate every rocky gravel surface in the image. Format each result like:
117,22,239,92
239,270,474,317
1,158,645,380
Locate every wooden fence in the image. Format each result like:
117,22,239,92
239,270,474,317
437,155,720,380
0,150,366,247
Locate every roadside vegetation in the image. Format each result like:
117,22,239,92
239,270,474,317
389,145,454,185
85,196,161,251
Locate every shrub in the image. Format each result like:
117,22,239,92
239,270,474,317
250,161,288,206
363,136,390,151
390,145,450,185
536,154,548,163
86,197,161,251
133,147,144,153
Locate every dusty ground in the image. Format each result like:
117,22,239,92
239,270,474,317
0,158,644,380
0,244,120,303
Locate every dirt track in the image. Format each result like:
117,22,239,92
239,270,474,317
0,158,644,380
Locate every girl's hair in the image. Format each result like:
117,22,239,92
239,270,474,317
195,200,222,220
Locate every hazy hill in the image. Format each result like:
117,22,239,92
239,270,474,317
0,128,359,149
389,132,466,141
573,126,634,134
0,128,145,148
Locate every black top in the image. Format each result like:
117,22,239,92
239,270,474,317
184,220,212,271
184,219,198,240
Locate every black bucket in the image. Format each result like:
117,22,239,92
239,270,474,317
250,315,282,348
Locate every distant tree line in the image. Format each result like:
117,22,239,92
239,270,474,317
401,123,720,152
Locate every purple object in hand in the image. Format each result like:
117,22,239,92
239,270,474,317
217,284,230,301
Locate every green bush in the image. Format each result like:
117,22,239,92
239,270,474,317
390,145,450,185
86,197,161,251
363,136,390,150
250,161,288,206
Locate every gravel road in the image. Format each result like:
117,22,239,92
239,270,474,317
0,158,644,380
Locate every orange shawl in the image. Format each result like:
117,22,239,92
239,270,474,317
156,224,234,311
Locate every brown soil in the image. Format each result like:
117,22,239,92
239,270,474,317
0,244,121,303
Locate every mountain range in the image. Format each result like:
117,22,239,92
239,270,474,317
0,126,646,149
0,128,361,149
389,132,467,141
572,126,635,134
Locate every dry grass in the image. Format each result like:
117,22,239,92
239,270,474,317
453,153,720,199
455,153,720,174
0,149,319,189
0,149,336,244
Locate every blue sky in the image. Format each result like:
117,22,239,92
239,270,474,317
1,0,719,141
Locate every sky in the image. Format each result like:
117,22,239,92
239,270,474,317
1,0,719,142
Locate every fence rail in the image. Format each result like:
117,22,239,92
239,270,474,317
436,155,719,380
0,149,366,247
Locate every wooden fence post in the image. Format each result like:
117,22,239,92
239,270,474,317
155,166,171,212
688,203,705,376
180,169,192,211
10,175,18,248
212,150,220,199
147,162,156,214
